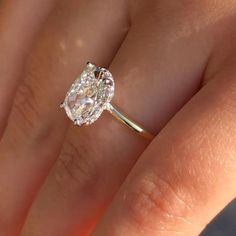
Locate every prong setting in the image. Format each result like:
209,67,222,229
61,62,154,140
61,63,115,126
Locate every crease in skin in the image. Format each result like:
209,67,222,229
55,140,100,195
120,175,200,235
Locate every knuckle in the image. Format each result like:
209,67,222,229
55,139,101,198
12,79,53,144
13,80,40,131
123,172,197,232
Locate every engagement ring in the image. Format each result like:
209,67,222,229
61,62,154,140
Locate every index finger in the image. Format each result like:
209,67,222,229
0,0,56,135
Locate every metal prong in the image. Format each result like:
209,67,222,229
60,102,65,108
87,61,95,67
74,120,84,127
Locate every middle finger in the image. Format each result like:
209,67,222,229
0,0,128,234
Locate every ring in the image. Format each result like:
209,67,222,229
60,62,155,140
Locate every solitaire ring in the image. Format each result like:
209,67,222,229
61,62,155,140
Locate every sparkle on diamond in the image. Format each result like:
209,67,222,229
63,63,115,126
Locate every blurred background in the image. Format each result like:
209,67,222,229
201,199,236,236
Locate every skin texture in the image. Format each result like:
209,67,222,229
0,0,236,235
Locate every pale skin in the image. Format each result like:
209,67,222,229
0,0,236,235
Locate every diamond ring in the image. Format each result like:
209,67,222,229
61,62,154,140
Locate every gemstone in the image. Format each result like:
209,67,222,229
63,63,115,126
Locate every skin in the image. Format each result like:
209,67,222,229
0,0,236,235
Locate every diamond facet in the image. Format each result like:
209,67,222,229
63,63,115,126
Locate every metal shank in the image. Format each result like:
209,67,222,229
106,104,155,140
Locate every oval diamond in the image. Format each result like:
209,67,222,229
63,63,115,126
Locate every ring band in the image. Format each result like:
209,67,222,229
107,104,154,139
61,62,154,140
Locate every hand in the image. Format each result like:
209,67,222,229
1,0,236,235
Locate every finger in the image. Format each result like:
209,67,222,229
0,0,56,135
92,56,236,234
22,2,214,235
0,0,128,235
